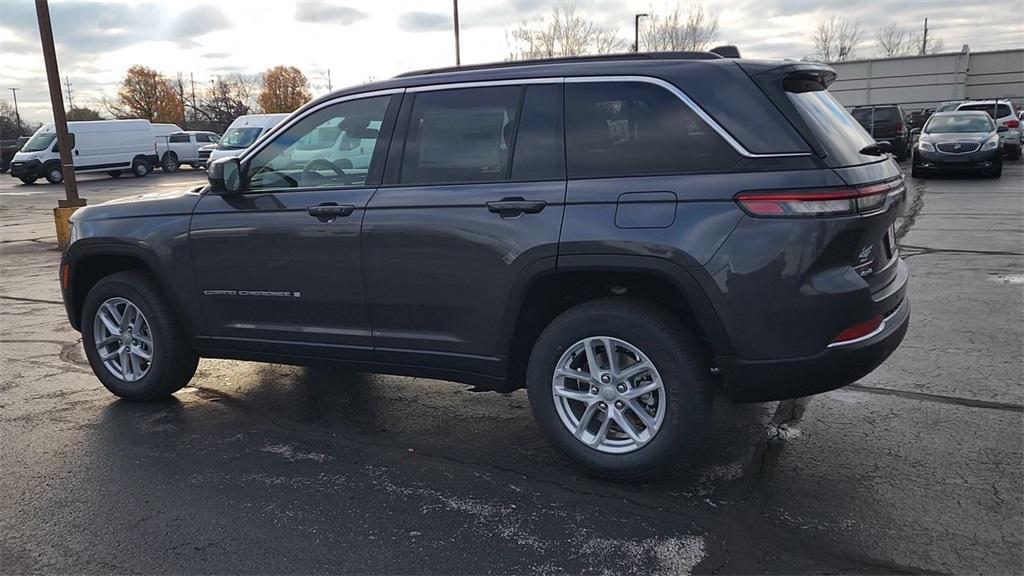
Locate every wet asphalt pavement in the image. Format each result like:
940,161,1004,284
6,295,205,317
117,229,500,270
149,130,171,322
1,165,1021,574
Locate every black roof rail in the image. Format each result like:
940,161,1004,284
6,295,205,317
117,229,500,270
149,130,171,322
394,51,724,78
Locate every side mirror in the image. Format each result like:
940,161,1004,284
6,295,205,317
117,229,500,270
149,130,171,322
997,126,1009,133
875,141,893,154
910,128,921,136
208,157,242,194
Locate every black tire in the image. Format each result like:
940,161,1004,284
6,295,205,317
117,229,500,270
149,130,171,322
988,164,1003,178
132,158,151,177
19,177,37,184
911,165,925,179
1006,145,1021,161
81,270,198,401
108,170,123,178
161,153,179,173
44,164,63,184
526,297,713,480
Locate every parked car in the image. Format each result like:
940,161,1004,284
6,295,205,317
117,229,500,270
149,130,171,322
9,119,156,184
851,104,910,161
955,100,1021,160
905,108,933,133
911,111,1004,178
156,131,220,172
0,136,29,172
60,53,909,478
935,101,962,112
206,114,288,163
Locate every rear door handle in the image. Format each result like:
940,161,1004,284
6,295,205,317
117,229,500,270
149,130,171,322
307,202,354,222
486,198,546,218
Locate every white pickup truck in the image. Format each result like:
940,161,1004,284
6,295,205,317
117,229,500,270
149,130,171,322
155,131,220,172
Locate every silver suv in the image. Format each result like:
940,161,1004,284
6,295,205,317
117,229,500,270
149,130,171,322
956,100,1021,160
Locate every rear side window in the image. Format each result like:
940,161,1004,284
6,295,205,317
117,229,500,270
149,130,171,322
851,108,872,126
400,86,520,185
784,76,876,167
959,103,1013,119
511,84,564,181
169,133,189,143
565,82,737,178
874,108,900,122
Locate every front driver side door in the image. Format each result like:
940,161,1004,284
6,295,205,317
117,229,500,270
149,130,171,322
189,92,400,360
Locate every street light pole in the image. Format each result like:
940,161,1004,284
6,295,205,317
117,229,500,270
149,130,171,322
634,13,649,52
9,88,21,136
453,0,461,66
35,0,85,249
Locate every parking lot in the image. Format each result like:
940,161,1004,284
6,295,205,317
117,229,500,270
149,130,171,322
1,164,1021,573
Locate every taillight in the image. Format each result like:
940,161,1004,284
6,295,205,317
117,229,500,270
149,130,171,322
736,180,902,217
1006,119,1020,129
895,122,904,135
60,263,70,291
830,315,883,346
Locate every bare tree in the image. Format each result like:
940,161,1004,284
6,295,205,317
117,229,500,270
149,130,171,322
874,24,914,57
911,32,945,55
641,4,720,52
811,15,863,62
506,5,623,60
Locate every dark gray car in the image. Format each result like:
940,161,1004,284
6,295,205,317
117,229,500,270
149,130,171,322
60,52,909,478
911,111,1004,178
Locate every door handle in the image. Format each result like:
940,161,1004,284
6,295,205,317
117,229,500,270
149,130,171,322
307,202,355,222
486,198,546,218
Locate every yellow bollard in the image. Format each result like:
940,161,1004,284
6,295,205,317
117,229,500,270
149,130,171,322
53,205,81,250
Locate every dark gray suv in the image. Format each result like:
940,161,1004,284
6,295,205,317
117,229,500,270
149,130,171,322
60,52,909,478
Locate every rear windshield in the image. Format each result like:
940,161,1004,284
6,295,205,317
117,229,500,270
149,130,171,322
785,78,877,166
874,108,900,122
925,115,994,133
958,103,1013,119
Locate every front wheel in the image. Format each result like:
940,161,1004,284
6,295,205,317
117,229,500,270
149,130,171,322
1006,145,1021,161
526,298,713,479
44,165,64,184
81,271,198,401
19,177,37,184
107,170,123,178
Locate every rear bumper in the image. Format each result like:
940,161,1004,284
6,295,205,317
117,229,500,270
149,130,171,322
719,295,909,403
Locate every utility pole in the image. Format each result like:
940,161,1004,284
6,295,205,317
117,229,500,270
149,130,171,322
9,88,21,136
35,0,84,249
176,72,187,129
921,18,929,55
634,13,649,52
453,0,461,66
63,75,73,110
327,69,332,91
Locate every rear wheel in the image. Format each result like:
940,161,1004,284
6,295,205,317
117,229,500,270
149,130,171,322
526,298,713,480
44,165,64,184
132,158,151,177
81,271,198,401
161,153,179,173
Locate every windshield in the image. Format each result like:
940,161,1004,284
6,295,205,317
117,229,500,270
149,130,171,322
925,115,994,134
22,132,56,153
218,127,263,150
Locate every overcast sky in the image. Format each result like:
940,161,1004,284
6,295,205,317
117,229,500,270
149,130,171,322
2,0,1021,123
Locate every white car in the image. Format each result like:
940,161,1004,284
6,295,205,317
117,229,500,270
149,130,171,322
207,114,289,163
156,131,219,172
956,100,1021,160
8,119,156,184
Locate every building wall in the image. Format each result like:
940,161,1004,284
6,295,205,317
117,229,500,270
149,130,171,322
829,48,1023,112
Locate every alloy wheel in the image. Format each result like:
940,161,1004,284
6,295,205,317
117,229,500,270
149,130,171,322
92,297,154,382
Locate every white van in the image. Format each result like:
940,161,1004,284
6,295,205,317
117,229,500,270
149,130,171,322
9,120,156,184
207,114,288,163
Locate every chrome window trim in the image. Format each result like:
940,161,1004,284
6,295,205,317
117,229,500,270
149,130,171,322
239,88,406,163
242,75,811,166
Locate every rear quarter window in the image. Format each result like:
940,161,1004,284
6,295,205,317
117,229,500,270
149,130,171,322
958,103,1013,119
564,81,737,178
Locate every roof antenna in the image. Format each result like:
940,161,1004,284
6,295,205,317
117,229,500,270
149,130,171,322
710,45,741,58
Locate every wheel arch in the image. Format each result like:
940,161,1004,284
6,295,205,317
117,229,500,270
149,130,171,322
63,242,193,335
498,254,732,390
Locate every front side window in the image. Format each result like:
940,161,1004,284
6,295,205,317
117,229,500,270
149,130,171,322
247,95,391,191
400,86,520,185
565,82,737,178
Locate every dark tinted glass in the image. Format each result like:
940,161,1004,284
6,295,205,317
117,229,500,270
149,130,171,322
511,84,564,181
169,133,189,143
565,82,736,178
195,133,213,142
400,86,520,185
785,79,875,167
959,103,1013,119
874,108,900,122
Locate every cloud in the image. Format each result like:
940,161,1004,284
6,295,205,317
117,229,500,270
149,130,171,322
0,39,36,55
201,52,232,60
295,2,369,26
168,4,232,47
398,12,451,33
